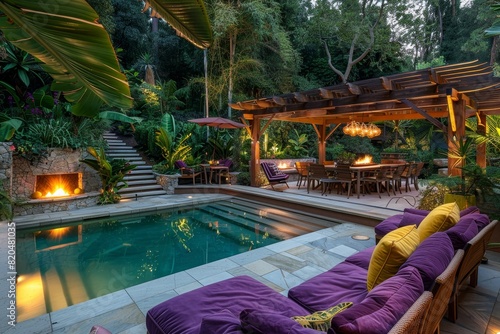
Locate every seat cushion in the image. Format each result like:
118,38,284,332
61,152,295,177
344,246,375,270
288,262,370,312
366,225,420,291
329,266,424,334
374,214,404,237
417,202,460,241
146,275,309,334
400,232,454,290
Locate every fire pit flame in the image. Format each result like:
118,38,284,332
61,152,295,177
354,155,373,165
45,187,70,198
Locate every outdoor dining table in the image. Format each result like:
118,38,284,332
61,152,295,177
325,163,405,199
200,164,229,184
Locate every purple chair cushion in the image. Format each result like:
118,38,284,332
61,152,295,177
344,246,375,270
399,212,426,226
404,208,430,216
468,213,490,231
89,326,112,334
400,232,454,290
146,275,308,334
459,206,479,217
374,214,403,237
240,309,321,334
175,160,189,169
329,266,424,334
288,262,369,312
199,309,242,334
446,217,479,250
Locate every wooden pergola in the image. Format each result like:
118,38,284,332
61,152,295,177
230,60,500,186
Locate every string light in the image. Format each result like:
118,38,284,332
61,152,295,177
343,120,381,138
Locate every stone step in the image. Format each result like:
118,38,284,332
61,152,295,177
107,142,127,146
119,179,157,187
107,149,138,154
129,161,146,165
106,145,135,150
119,190,167,200
110,156,143,161
124,174,155,181
118,184,165,193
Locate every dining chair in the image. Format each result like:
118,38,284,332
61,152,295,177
386,164,406,195
400,163,416,192
361,165,392,198
307,163,331,194
330,164,356,198
295,161,311,189
412,162,425,190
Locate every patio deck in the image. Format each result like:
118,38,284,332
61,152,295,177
2,182,499,334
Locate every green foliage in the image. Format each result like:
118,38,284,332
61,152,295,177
80,147,137,204
285,129,309,158
236,172,251,186
417,182,450,211
208,132,235,161
153,114,192,174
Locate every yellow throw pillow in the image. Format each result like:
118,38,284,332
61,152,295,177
292,302,353,331
366,225,420,291
417,202,460,241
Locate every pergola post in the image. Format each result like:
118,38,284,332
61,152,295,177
476,111,487,168
447,94,466,176
317,125,326,164
250,119,261,187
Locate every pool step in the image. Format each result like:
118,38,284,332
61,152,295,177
103,132,167,199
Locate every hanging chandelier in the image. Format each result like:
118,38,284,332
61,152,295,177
343,120,381,138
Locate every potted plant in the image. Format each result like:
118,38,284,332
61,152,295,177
336,151,356,165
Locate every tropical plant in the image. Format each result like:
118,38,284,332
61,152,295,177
0,0,212,118
80,147,136,204
154,114,192,174
0,180,13,220
286,129,308,158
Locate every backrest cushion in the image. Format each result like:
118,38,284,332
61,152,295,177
445,216,479,250
240,309,321,334
366,225,420,291
404,208,430,216
459,206,479,217
468,213,490,231
417,202,460,241
330,266,424,334
400,232,454,290
399,211,426,227
199,309,242,334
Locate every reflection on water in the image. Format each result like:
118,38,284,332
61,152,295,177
16,200,287,321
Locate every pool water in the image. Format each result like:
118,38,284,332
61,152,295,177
16,198,330,321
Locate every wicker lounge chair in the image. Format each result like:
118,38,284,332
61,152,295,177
388,291,433,334
174,160,202,184
260,162,289,190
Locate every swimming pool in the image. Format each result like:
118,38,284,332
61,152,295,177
15,197,334,322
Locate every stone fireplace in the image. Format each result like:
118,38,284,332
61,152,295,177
0,146,102,216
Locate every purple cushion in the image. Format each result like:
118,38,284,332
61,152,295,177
288,262,369,312
89,326,112,334
374,214,404,236
399,212,426,226
459,206,479,217
446,217,479,250
404,208,430,216
400,232,454,290
344,246,375,270
240,309,320,334
199,309,242,334
175,160,188,169
329,266,424,334
146,275,308,334
467,213,490,231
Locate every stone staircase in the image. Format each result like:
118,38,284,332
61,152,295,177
103,132,167,200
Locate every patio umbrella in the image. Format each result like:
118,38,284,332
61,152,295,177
188,117,246,129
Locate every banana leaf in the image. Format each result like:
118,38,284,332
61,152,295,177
0,0,132,117
144,0,212,49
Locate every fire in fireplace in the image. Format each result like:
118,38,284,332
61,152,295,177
34,173,82,199
354,155,374,165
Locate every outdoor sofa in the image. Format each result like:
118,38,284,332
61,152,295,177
145,202,495,334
